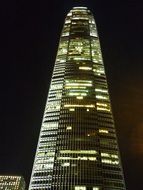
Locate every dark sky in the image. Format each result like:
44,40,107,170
1,0,143,189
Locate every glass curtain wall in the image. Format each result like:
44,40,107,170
29,7,126,190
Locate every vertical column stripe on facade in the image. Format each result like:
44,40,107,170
29,7,126,190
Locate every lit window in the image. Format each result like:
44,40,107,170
52,77,64,82
101,152,118,159
89,18,95,24
34,163,54,170
53,72,65,78
68,38,90,61
41,130,57,136
66,79,92,84
67,89,88,92
65,83,92,87
61,162,70,167
88,157,97,161
72,16,88,20
37,151,55,157
50,84,63,90
56,93,62,98
57,157,70,160
65,86,86,89
42,122,58,130
60,150,97,154
93,187,100,190
40,137,57,143
96,95,108,100
65,19,71,24
36,157,54,164
111,155,118,159
79,66,92,70
75,46,83,53
62,32,70,37
56,58,66,63
76,96,83,99
101,159,119,165
67,12,72,16
72,57,90,61
93,68,105,74
96,103,108,107
75,186,86,190
57,41,68,55
97,107,110,112
90,24,97,37
99,129,109,134
68,92,87,96
46,101,61,112
101,153,110,157
57,48,67,55
62,25,70,37
95,88,108,93
64,104,95,108
66,126,72,130
91,39,102,63
69,108,75,111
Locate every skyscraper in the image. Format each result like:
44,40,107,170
29,7,126,190
0,175,25,190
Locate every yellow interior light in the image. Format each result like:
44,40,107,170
69,108,75,111
79,66,92,70
66,126,72,130
99,129,109,134
76,96,83,99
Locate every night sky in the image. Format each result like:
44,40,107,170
1,0,143,189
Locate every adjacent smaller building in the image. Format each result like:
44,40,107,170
0,175,25,190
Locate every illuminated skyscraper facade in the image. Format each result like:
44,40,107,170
29,7,126,190
0,175,25,190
